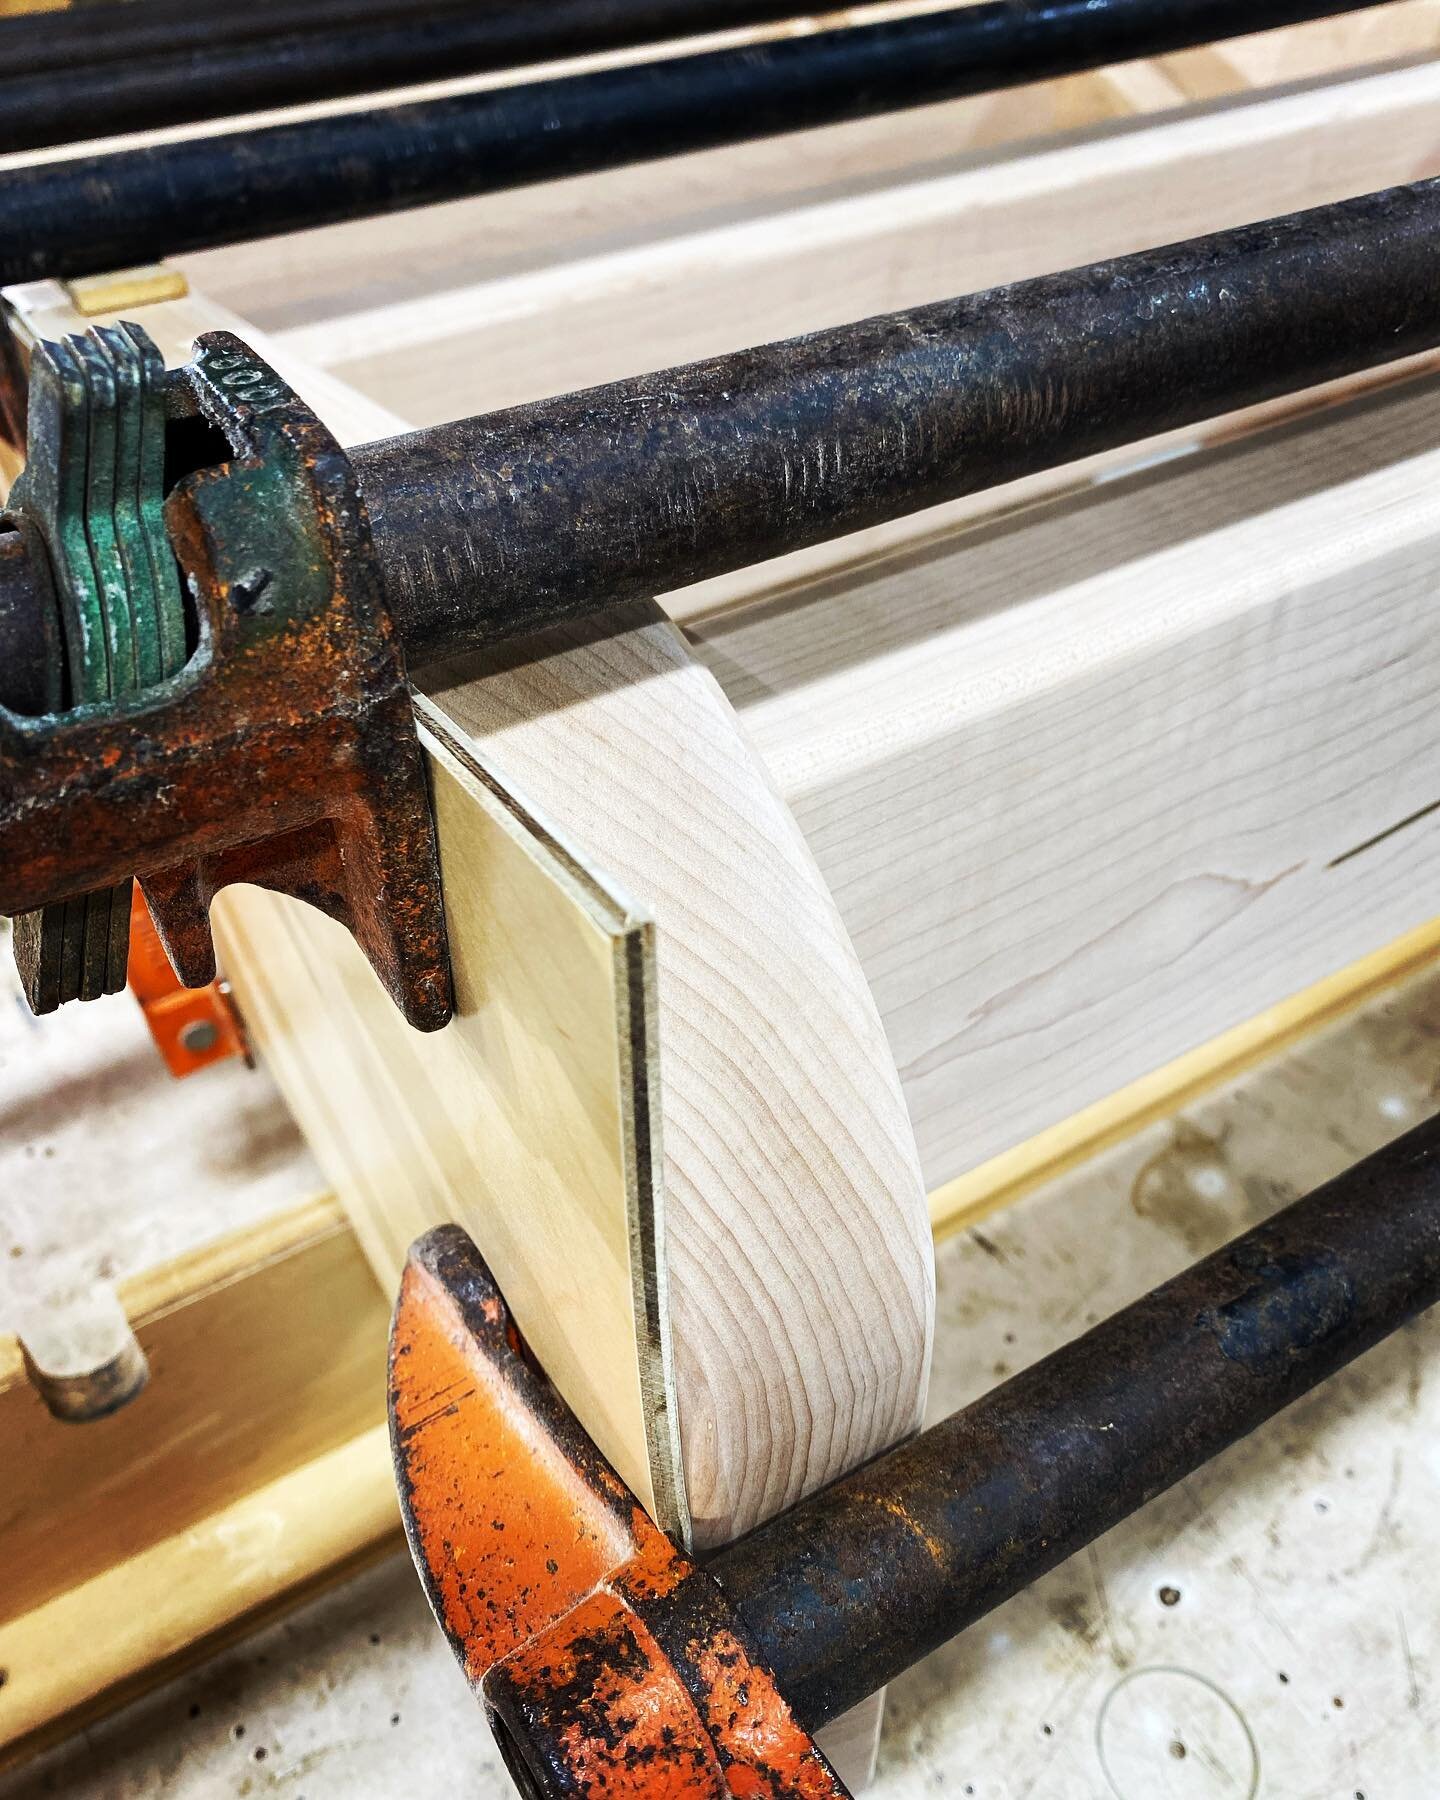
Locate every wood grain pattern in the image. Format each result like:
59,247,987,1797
693,375,1440,1191
220,45,1440,674
0,1194,395,1765
19,280,935,1567
16,17,1440,1549
224,605,938,1556
928,915,1440,1240
421,606,933,1546
217,538,936,1786
0,1426,397,1767
0,1196,388,1628
184,59,1128,341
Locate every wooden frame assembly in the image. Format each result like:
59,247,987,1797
4,0,1440,1771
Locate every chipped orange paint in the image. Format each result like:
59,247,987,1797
694,1631,840,1799
126,884,248,1077
500,1588,725,1796
485,1573,849,1797
389,1251,639,1684
390,1228,850,1797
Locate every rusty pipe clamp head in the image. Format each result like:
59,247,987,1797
390,1225,851,1799
0,324,451,1030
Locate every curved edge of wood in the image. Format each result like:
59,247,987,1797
414,700,690,1541
424,600,936,1550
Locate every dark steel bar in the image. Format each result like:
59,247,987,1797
0,0,1376,284
0,0,829,155
0,0,479,77
0,529,52,716
1,179,1436,699
352,177,1440,670
710,1109,1440,1731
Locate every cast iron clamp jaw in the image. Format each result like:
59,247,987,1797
0,322,452,1031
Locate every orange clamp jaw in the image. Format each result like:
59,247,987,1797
127,884,248,1077
388,1226,851,1799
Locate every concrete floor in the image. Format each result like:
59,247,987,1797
0,923,321,1340
6,968,1440,1797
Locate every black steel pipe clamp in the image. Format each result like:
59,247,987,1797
711,1110,1440,1726
2,178,1438,1023
0,0,1379,281
0,0,833,155
354,177,1440,667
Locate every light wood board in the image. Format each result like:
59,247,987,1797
172,4,1440,360
182,35,1440,1203
0,1195,385,1623
220,607,932,1784
185,94,1440,1209
416,608,933,1548
928,913,1440,1238
694,373,1440,1190
213,708,679,1527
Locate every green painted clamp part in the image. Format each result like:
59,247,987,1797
0,326,452,1035
7,323,188,1012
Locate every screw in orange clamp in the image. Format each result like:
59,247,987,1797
126,885,249,1078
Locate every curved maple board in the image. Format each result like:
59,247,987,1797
418,602,935,1549
213,560,934,1786
214,602,935,1554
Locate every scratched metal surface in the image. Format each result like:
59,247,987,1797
4,966,1439,1797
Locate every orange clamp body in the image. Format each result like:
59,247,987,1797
389,1227,849,1799
126,884,247,1077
